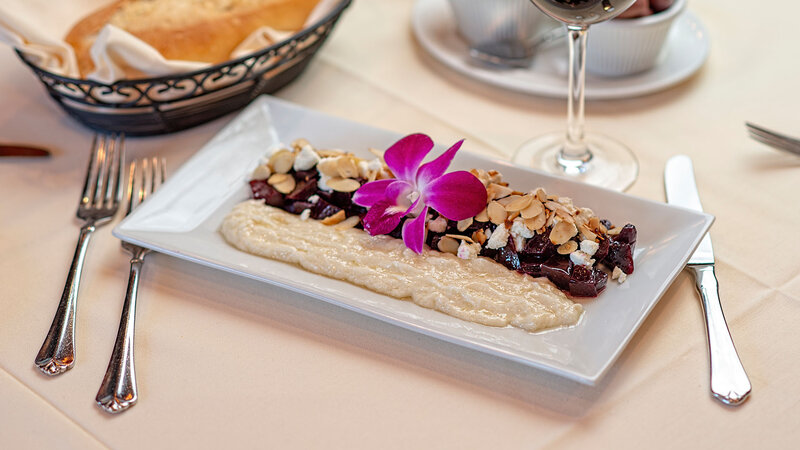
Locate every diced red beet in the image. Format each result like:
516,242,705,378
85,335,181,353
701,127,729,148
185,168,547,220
519,262,543,278
249,179,284,207
286,178,318,201
311,198,342,220
541,257,572,290
494,240,521,271
615,224,637,245
605,240,635,274
594,237,610,261
285,201,313,214
569,265,608,297
521,231,555,262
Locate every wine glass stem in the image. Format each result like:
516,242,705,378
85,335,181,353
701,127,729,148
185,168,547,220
561,25,591,173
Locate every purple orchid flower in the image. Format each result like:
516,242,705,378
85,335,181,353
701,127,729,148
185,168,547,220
352,134,487,254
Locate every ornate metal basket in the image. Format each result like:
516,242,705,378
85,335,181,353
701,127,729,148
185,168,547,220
16,0,351,136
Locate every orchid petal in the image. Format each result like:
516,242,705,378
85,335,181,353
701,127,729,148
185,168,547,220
402,206,429,254
416,139,463,189
384,180,415,207
352,179,395,207
423,171,487,220
383,134,433,182
362,198,411,236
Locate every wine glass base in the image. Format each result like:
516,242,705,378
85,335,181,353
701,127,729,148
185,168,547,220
512,132,638,191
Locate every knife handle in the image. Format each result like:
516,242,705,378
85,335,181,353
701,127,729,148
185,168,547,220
687,265,751,406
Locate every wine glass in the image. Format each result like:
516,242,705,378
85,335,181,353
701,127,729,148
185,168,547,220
513,0,638,191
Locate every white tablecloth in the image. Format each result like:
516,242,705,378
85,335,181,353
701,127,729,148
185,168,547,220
2,0,799,448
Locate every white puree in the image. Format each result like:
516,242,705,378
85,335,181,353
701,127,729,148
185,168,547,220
221,200,583,332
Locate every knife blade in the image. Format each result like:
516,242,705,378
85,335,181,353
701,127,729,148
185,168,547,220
664,155,751,406
0,144,51,158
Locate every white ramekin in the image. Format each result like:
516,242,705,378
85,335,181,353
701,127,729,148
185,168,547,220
586,0,687,77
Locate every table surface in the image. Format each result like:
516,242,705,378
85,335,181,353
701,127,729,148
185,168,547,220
2,0,800,448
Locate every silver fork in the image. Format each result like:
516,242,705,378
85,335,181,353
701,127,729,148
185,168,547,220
35,134,125,376
96,157,165,414
745,122,800,156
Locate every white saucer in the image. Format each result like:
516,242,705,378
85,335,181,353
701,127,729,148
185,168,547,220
411,0,710,100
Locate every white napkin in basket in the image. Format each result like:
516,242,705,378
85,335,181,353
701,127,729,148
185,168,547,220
0,0,338,83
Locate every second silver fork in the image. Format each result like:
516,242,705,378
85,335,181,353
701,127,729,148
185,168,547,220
96,158,165,414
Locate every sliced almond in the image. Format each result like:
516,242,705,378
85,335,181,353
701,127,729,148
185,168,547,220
472,229,487,245
588,216,601,230
487,170,503,185
474,207,490,223
318,149,344,158
545,210,556,228
507,211,520,221
579,224,598,242
524,212,546,231
487,183,513,200
291,138,311,151
504,194,533,212
321,210,347,225
268,173,296,194
607,226,622,236
368,147,385,159
534,187,547,202
520,199,544,219
456,217,473,232
251,163,271,180
326,177,361,193
496,194,520,207
269,150,295,174
544,200,563,211
316,157,341,178
557,240,578,255
555,208,575,223
336,155,360,179
437,236,460,255
549,220,578,245
445,234,475,244
335,215,361,229
487,201,507,225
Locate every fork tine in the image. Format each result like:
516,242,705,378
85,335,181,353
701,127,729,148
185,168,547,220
81,134,101,207
159,157,166,187
748,131,800,155
746,122,800,146
92,135,110,207
139,158,147,205
107,134,126,208
103,134,119,208
125,161,136,216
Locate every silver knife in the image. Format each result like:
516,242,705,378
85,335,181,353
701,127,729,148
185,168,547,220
665,155,751,406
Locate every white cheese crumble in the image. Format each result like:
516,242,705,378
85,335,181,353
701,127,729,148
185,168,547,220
357,160,370,179
510,218,534,252
308,195,320,204
293,145,321,171
366,158,383,172
569,250,595,267
486,224,510,249
318,175,333,192
299,209,311,221
457,241,480,260
580,239,599,256
611,266,627,283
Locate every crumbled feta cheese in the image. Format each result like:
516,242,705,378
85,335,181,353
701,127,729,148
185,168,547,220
293,144,320,171
485,228,493,239
486,224,510,249
457,241,480,260
611,266,627,283
366,158,383,172
427,216,448,233
318,175,333,192
299,209,311,221
569,250,595,267
267,144,287,156
580,239,599,256
509,218,534,251
357,160,370,178
308,195,320,204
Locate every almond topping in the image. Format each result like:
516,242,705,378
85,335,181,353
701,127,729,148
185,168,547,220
317,149,344,158
579,224,598,242
316,157,341,177
336,155,360,179
472,229,487,245
474,207,490,222
291,138,311,151
445,234,475,244
251,163,271,180
269,150,295,174
487,201,508,224
504,194,533,212
607,226,622,236
487,183,513,200
550,220,578,245
557,241,578,255
524,212,546,231
520,199,544,219
321,210,346,225
437,236,460,255
496,195,520,207
326,177,361,193
456,217,473,232
534,187,547,202
268,173,296,194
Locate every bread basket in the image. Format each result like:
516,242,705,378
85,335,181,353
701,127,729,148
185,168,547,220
16,0,351,136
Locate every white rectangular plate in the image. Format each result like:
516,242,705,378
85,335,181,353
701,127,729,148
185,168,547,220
115,96,713,384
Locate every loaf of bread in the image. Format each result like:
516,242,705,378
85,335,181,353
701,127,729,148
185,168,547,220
66,0,321,77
